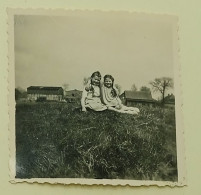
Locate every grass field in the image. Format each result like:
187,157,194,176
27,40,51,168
15,101,177,181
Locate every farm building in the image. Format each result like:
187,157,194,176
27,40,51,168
120,90,156,107
164,93,175,107
27,86,64,101
64,89,82,103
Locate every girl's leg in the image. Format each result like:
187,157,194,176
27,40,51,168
108,106,137,115
108,106,123,113
121,105,139,111
121,106,140,114
130,107,140,113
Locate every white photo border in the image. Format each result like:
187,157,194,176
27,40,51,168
8,8,186,186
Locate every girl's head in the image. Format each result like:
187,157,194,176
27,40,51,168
104,74,117,97
90,71,101,86
104,74,114,88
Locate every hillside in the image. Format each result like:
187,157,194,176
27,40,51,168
16,102,177,181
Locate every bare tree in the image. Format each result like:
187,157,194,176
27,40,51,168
149,77,173,104
140,86,151,93
83,77,90,86
131,84,138,91
114,84,122,94
62,83,69,91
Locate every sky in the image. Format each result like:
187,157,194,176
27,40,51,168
14,10,176,98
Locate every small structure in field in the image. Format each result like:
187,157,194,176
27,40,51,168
27,86,64,101
120,90,156,107
65,89,82,103
164,93,175,107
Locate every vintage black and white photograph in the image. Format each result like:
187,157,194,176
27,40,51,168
9,9,185,185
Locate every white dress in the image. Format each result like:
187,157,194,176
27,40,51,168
101,85,121,108
84,85,107,111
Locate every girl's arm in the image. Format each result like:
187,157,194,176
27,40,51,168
113,86,122,109
81,89,87,112
85,79,91,92
100,84,108,105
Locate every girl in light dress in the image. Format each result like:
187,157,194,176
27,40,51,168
101,74,140,115
81,71,107,112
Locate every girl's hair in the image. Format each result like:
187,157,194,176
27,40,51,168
91,71,101,79
104,74,117,97
85,71,101,92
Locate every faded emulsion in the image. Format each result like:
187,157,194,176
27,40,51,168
9,9,185,186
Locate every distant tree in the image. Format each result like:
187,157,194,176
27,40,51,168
149,77,173,104
140,86,151,93
83,77,90,86
131,84,138,91
114,84,122,94
62,83,69,91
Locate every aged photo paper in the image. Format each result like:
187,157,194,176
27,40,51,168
8,9,186,186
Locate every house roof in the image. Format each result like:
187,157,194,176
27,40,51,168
27,86,63,95
122,90,156,102
164,94,175,100
164,94,175,104
27,86,63,91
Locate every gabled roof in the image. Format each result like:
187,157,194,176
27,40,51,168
164,94,175,100
164,94,175,104
122,90,156,102
27,86,63,91
27,86,63,95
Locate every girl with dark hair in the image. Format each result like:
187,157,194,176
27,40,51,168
101,74,140,115
81,71,107,112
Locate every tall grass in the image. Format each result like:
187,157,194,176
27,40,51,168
16,102,177,181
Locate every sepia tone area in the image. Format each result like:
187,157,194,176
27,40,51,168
16,102,177,181
14,10,178,182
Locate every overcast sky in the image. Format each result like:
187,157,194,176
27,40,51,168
14,10,176,98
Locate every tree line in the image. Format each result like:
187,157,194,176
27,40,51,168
15,77,173,105
82,76,173,104
130,77,173,104
110,77,173,104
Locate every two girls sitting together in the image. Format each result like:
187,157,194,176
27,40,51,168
81,71,140,115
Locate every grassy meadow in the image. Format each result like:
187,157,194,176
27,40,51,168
16,101,177,181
